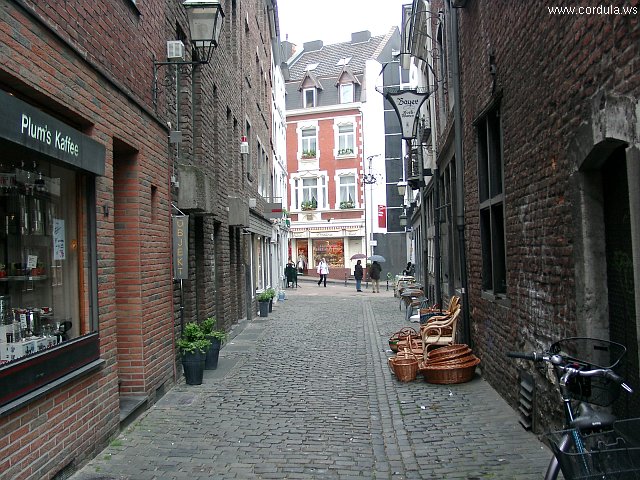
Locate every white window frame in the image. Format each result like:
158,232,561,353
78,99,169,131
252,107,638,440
303,88,316,108
333,117,357,157
336,171,357,209
339,83,354,104
290,171,328,210
297,121,319,160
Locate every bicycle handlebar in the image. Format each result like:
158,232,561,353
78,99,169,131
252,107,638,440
506,351,544,361
507,350,634,393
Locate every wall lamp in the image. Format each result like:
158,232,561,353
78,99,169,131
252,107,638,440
152,0,224,110
396,181,407,197
399,209,408,227
183,0,225,64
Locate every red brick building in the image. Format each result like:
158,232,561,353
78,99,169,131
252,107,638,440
407,0,639,431
0,0,280,478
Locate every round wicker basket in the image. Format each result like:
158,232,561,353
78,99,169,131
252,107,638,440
389,357,419,382
422,356,480,384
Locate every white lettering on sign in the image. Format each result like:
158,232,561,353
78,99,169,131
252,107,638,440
21,114,80,157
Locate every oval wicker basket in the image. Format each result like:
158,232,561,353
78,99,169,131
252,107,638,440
389,357,419,382
427,347,472,363
427,344,471,360
422,356,480,384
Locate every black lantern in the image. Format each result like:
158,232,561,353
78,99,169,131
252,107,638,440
183,0,225,63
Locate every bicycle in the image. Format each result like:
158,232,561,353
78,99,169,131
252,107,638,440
507,337,640,479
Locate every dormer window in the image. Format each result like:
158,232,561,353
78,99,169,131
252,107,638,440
303,88,316,108
339,83,353,104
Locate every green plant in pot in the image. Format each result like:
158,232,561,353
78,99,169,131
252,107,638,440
257,290,271,317
200,317,227,370
265,287,276,312
177,322,211,385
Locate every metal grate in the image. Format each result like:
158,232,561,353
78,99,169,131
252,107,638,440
518,370,535,431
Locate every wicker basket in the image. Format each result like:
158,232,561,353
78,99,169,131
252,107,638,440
426,344,472,363
422,356,480,384
389,327,419,353
389,356,419,382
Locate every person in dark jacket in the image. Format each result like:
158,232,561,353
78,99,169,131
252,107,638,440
285,261,297,288
369,260,382,293
403,262,415,277
354,260,364,292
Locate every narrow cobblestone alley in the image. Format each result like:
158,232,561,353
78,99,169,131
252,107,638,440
71,281,551,479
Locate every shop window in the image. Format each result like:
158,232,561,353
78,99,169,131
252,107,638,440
0,157,98,409
312,239,344,267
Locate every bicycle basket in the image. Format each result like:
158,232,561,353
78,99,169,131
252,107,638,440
549,337,627,406
545,418,640,480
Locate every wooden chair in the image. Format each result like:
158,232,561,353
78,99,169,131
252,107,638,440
410,295,460,323
420,307,461,359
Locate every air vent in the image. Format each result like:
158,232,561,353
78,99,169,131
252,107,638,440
167,41,185,60
518,370,535,431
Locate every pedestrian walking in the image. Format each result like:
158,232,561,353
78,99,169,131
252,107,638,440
354,260,364,292
369,260,382,293
316,257,329,287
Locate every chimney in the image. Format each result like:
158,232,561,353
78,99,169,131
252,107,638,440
351,31,371,44
302,40,324,52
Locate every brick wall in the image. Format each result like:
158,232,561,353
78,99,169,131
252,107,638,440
458,0,639,429
0,0,173,478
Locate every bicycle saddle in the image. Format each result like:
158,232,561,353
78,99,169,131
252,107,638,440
570,403,616,430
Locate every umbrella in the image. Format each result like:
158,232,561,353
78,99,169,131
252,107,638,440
350,253,367,260
368,254,386,263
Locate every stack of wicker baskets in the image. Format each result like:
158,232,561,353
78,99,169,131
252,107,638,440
419,344,480,384
388,328,423,382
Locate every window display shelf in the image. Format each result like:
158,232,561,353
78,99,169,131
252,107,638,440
0,275,48,282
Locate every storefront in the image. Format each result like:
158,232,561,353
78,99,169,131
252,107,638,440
290,225,365,278
0,90,105,413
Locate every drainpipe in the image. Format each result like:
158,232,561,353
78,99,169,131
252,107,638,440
434,167,442,309
450,5,471,345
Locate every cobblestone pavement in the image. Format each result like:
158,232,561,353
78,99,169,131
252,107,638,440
72,279,552,479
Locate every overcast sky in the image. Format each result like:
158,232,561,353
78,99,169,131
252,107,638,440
276,0,411,46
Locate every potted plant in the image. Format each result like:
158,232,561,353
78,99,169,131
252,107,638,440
257,290,271,317
339,200,355,209
176,322,211,385
200,317,227,370
301,198,317,211
301,149,316,159
265,287,276,312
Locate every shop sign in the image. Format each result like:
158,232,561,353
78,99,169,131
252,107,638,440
172,215,189,279
378,205,387,228
384,89,431,140
0,90,105,175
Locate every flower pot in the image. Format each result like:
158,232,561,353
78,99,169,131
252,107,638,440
182,350,206,385
268,299,273,312
258,300,269,317
205,337,222,370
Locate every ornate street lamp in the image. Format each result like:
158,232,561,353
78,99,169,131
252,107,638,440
183,0,225,63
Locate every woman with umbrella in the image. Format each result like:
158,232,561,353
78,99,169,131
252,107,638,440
369,259,382,293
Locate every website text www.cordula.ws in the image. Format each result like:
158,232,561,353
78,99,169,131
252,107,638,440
548,4,638,15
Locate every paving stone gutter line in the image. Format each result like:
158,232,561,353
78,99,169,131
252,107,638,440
70,284,551,480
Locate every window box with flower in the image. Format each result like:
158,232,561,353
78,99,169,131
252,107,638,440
340,200,355,209
301,150,316,159
337,148,354,157
301,199,318,211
